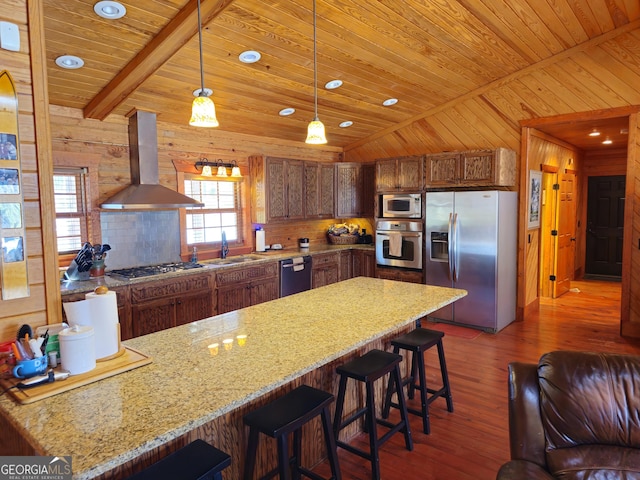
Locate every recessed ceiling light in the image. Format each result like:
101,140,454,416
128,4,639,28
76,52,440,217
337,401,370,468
339,121,353,128
279,108,295,116
588,129,601,137
602,137,613,145
192,87,213,97
325,80,343,90
239,50,261,64
382,98,398,106
94,1,126,20
55,55,84,69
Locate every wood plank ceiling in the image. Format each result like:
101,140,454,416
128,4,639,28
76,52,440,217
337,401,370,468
43,0,640,148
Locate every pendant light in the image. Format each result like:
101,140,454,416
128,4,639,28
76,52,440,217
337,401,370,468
305,0,327,144
189,0,219,127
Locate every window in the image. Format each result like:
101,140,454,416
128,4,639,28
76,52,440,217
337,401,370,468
184,177,242,245
53,167,89,254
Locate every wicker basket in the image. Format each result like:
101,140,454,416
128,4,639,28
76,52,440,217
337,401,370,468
327,234,359,245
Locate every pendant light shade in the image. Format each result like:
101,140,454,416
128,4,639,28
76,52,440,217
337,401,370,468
305,0,327,144
190,95,219,127
189,0,219,128
306,117,327,144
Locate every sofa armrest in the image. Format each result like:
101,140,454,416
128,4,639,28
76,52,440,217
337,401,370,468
496,460,555,480
507,362,546,467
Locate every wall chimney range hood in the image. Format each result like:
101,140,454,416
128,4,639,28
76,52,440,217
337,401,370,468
100,110,204,210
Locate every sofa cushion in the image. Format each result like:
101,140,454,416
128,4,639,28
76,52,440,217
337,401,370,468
546,444,640,480
538,351,640,450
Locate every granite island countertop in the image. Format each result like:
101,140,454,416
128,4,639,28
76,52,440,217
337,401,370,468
1,277,465,479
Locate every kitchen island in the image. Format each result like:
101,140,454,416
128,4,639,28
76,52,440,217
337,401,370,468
0,277,466,479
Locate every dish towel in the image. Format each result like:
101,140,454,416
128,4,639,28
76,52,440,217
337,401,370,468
388,232,403,257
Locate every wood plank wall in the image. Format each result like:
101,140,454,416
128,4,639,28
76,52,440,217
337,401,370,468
0,1,52,341
343,26,640,327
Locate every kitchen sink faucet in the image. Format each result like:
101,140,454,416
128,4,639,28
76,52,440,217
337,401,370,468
221,231,229,259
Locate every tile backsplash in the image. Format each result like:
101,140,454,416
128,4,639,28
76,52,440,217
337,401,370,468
100,211,181,269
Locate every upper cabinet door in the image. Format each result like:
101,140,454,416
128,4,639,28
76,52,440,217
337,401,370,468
250,156,306,223
305,162,335,219
375,156,425,192
286,159,305,220
335,163,362,217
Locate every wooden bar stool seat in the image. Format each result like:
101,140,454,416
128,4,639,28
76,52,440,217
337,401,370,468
382,328,453,434
333,349,413,480
243,384,341,480
125,439,231,480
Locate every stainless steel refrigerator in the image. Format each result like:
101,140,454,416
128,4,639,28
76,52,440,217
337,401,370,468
425,190,517,332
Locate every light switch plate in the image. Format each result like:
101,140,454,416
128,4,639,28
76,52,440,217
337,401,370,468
0,22,20,52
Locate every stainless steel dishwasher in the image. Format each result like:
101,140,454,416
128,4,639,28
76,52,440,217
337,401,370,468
280,255,312,297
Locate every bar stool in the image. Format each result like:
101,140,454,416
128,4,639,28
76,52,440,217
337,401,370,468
333,349,413,480
243,384,341,480
125,439,231,480
382,328,453,435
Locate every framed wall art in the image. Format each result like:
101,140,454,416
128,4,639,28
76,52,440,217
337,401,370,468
528,170,542,230
0,70,29,300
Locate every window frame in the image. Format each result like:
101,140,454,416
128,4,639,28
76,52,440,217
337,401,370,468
52,152,102,267
174,160,251,261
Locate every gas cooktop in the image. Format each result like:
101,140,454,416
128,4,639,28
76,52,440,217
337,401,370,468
107,262,204,280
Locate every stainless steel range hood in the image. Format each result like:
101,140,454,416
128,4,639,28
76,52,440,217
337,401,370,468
101,111,204,210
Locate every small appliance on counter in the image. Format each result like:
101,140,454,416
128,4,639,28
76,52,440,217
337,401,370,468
298,238,310,249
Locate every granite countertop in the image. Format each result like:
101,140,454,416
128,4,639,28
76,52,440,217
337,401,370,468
60,244,375,295
0,277,465,479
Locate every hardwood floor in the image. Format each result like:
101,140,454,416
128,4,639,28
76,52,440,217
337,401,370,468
312,280,640,480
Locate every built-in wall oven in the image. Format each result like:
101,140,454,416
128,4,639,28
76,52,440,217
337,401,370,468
375,220,423,270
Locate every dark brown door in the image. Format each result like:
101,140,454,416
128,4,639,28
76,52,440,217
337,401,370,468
586,175,625,278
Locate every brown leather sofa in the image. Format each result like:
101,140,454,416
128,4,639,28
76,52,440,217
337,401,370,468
496,350,640,480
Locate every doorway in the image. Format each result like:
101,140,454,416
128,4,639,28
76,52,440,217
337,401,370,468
585,175,625,279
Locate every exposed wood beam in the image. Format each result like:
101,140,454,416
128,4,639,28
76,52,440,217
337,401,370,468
83,0,235,120
345,18,640,152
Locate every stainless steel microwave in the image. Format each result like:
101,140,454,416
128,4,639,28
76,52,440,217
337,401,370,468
380,193,422,218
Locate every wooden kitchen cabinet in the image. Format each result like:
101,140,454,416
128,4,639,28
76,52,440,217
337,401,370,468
130,273,213,337
339,250,352,281
425,148,516,187
352,249,375,278
61,285,133,340
312,252,340,288
250,156,305,223
305,161,334,218
335,162,375,218
215,261,279,314
375,266,423,284
375,156,425,192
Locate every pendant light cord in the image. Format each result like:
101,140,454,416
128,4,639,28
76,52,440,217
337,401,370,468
197,0,205,95
313,0,318,119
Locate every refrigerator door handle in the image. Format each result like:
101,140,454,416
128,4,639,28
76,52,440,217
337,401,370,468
452,212,459,282
448,212,454,280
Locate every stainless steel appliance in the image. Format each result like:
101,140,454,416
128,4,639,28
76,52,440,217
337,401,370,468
280,255,312,297
380,193,422,218
425,190,517,332
375,220,423,269
107,262,203,279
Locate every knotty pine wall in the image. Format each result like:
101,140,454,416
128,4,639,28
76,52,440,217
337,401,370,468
0,2,59,341
342,25,640,330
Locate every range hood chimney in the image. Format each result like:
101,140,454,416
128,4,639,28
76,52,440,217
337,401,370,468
101,111,204,210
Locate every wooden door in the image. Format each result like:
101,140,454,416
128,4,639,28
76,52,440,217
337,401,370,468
249,278,279,306
397,156,424,191
335,163,362,217
586,175,625,278
361,163,376,216
131,298,175,337
176,290,212,326
286,160,305,220
266,158,287,221
318,163,335,217
553,173,576,298
375,159,397,192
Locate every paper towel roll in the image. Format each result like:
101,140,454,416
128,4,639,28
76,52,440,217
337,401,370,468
63,290,120,360
256,229,266,252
